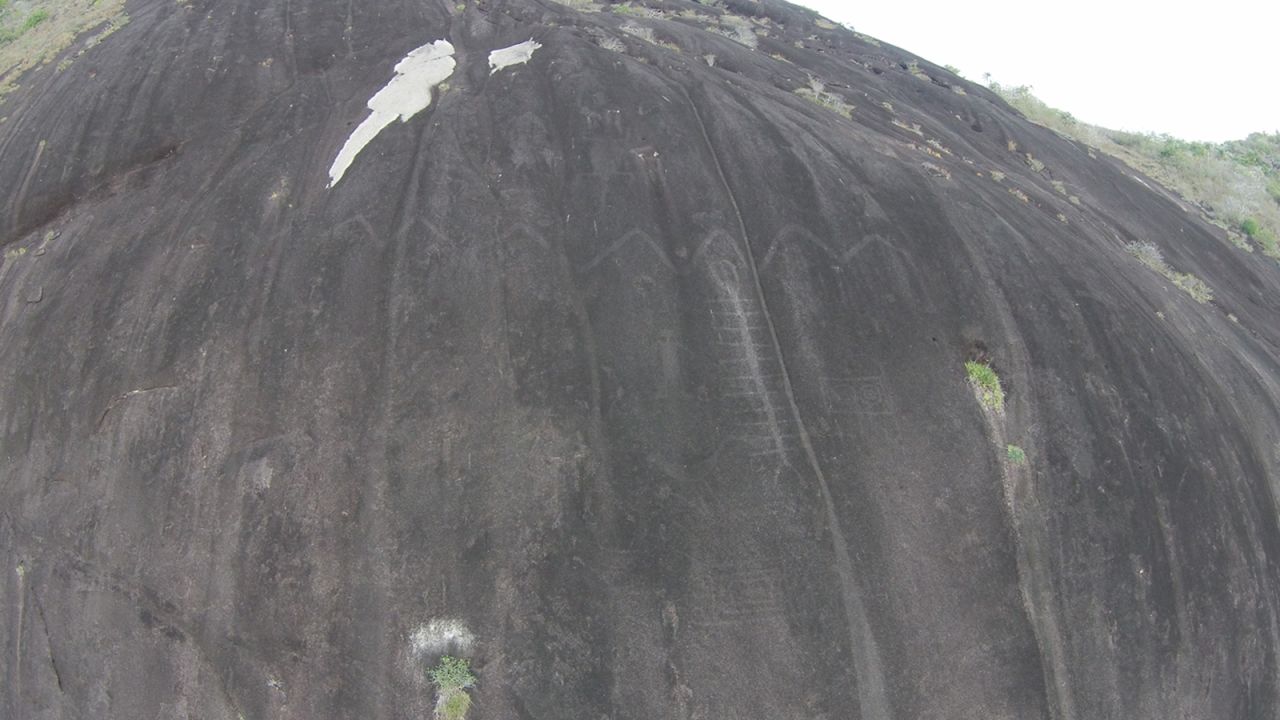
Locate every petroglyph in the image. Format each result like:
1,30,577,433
578,223,933,322
582,108,625,136
687,563,786,628
762,226,919,270
507,113,563,170
500,222,551,251
657,331,683,397
760,225,937,313
708,260,793,463
580,228,674,272
823,376,894,416
330,214,376,245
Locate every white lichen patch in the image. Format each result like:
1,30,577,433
489,39,542,74
409,618,475,658
328,39,456,187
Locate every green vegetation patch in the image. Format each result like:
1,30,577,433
438,691,472,720
965,360,1005,412
610,1,650,15
988,81,1280,263
1006,444,1026,464
1242,217,1279,257
430,656,477,691
430,656,477,720
0,0,129,98
22,8,48,30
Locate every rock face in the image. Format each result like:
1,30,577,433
2,1,1280,718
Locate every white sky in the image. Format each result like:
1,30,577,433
797,0,1280,142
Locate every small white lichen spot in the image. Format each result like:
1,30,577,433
410,618,475,658
489,39,542,75
328,39,457,187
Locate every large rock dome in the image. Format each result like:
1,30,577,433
2,1,1279,717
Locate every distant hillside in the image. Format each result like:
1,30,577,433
990,81,1280,259
0,0,128,97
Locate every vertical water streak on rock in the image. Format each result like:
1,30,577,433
960,211,1075,720
9,563,25,720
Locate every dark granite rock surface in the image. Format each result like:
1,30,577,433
2,1,1279,718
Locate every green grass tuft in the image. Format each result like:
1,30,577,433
437,690,472,720
22,8,48,30
430,656,477,720
1255,229,1279,258
430,656,476,692
965,361,1005,412
1241,217,1280,258
1006,445,1026,464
